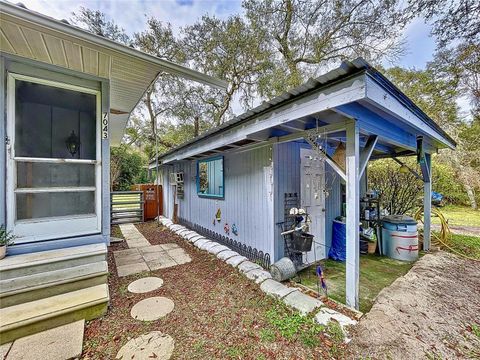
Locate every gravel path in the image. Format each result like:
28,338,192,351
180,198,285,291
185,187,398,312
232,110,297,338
349,251,480,359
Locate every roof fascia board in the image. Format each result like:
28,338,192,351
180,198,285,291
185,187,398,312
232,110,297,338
160,73,367,163
336,103,418,152
0,1,227,90
365,73,455,150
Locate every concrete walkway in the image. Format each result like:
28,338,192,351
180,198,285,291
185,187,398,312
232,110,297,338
1,320,84,360
118,224,151,248
114,224,191,277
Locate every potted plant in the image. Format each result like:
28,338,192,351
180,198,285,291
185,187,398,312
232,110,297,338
367,233,377,254
0,225,15,260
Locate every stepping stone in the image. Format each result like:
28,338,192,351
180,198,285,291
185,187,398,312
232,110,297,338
260,279,299,299
117,262,149,277
131,297,175,321
283,290,323,315
167,249,191,265
6,320,84,360
119,224,151,248
147,257,178,271
0,343,12,359
116,331,174,360
128,277,164,294
159,243,180,251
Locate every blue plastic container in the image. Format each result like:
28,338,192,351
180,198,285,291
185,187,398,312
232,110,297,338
382,215,417,232
329,220,346,261
382,215,418,261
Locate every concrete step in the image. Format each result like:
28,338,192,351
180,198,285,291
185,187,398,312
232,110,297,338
0,243,107,280
0,261,109,308
0,284,109,345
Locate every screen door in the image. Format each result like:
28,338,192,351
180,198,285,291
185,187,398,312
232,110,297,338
6,73,101,243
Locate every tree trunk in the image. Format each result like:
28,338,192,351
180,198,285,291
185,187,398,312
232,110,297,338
194,116,200,137
464,183,478,209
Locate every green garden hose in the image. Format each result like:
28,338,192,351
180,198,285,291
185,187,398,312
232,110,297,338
414,206,479,262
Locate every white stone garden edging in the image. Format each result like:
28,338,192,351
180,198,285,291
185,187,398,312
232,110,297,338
157,216,357,339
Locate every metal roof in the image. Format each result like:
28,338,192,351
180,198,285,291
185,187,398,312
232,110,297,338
0,1,227,144
155,57,456,163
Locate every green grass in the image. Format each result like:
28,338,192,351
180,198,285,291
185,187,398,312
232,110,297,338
432,205,480,227
449,233,480,259
298,255,415,313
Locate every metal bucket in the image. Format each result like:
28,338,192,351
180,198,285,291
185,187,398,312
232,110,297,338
291,232,314,252
270,257,297,282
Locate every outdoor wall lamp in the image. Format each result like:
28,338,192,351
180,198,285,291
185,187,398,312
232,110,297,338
65,130,80,156
399,164,409,174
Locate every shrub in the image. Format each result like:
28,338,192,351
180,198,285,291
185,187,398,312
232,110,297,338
368,158,422,215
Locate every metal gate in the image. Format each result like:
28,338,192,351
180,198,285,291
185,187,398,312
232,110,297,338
110,191,144,225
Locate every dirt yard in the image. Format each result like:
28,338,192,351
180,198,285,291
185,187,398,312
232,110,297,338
82,222,347,359
349,251,480,359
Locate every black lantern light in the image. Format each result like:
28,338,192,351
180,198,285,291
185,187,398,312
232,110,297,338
65,130,80,157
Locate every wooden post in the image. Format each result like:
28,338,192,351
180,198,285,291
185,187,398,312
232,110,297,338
346,121,360,310
423,153,432,251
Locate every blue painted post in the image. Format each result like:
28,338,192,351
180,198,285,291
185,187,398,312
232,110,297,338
346,121,360,310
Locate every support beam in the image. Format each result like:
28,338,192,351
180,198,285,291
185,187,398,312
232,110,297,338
422,153,432,251
359,135,378,177
345,121,360,310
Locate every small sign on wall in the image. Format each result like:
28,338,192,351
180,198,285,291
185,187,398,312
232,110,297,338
102,112,109,139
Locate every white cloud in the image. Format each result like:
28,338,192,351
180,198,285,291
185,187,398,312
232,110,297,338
19,0,242,36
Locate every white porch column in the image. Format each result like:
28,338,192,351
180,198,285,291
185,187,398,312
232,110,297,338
423,153,432,250
346,121,360,309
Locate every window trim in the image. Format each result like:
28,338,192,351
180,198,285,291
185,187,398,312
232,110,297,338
196,155,225,199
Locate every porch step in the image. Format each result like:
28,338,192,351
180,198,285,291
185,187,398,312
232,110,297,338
0,243,107,280
0,284,109,345
0,261,109,308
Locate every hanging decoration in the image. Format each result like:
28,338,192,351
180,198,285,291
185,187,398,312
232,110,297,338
232,223,238,236
215,208,222,222
316,265,328,297
224,223,230,235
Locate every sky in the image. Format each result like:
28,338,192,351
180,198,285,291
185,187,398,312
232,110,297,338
18,0,459,116
19,0,436,69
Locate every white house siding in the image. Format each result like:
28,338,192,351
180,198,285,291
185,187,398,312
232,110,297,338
162,145,275,259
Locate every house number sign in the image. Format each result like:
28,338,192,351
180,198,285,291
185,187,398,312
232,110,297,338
102,112,109,139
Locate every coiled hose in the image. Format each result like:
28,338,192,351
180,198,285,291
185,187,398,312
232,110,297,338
414,206,479,262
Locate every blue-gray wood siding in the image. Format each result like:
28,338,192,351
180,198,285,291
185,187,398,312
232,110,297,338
162,145,275,257
162,140,367,263
273,141,345,261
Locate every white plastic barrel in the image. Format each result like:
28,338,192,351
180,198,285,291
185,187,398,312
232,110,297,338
382,229,419,261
